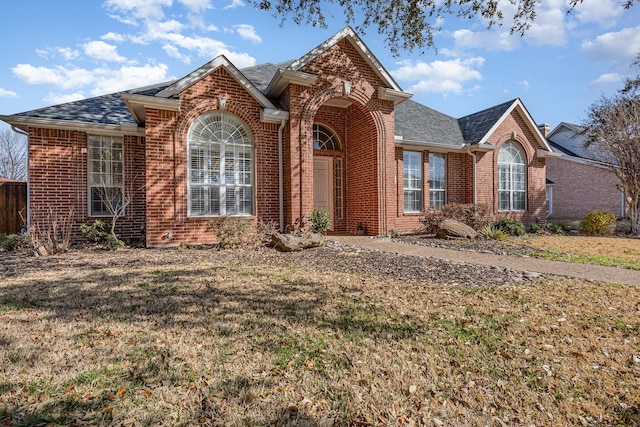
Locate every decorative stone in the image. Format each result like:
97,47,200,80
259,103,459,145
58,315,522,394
436,219,478,239
271,232,325,252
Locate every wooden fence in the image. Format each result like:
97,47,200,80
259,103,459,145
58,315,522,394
0,181,27,234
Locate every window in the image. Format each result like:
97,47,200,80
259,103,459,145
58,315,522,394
403,151,423,213
498,141,526,211
429,153,446,209
335,158,343,219
313,124,341,151
546,184,553,216
188,111,253,216
88,135,124,216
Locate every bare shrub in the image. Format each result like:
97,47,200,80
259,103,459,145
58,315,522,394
208,217,257,249
29,206,75,256
421,203,492,234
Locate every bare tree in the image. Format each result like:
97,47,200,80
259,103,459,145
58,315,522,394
583,62,640,233
0,128,27,181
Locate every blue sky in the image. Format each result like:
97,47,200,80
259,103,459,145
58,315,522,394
1,0,638,133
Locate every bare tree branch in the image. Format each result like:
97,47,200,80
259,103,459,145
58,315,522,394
0,129,27,181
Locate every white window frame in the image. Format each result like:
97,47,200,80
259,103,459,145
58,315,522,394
88,135,124,217
498,141,526,212
403,150,423,213
188,111,254,217
429,152,446,210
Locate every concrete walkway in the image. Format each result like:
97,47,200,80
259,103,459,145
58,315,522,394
328,235,640,287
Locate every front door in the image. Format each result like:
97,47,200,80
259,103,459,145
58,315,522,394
313,156,333,230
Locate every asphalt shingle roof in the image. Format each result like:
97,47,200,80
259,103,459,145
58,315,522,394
394,100,464,147
458,99,516,145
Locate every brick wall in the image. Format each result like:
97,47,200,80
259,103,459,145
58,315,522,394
547,158,622,220
28,128,146,244
144,66,281,246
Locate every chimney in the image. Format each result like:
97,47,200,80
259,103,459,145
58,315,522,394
538,123,550,137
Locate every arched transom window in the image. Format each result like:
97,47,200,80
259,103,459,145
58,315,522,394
313,124,341,151
188,111,253,216
498,141,526,211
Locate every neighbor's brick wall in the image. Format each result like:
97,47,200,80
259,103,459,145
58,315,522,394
547,158,622,220
144,66,281,246
28,128,146,244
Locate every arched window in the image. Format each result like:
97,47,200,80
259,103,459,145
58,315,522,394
313,124,341,151
188,111,253,216
498,141,526,211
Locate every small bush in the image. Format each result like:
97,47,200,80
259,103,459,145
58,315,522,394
0,233,30,251
494,218,526,236
310,207,331,233
480,225,508,241
208,217,256,249
580,210,617,235
80,220,124,249
421,203,491,234
544,222,565,235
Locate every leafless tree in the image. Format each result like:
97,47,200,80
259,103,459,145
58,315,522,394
583,58,640,234
0,128,27,181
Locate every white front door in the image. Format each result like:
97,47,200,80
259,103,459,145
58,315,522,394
313,156,333,230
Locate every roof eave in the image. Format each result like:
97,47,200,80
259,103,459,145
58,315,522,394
0,115,145,137
378,87,413,105
156,55,278,110
121,93,180,124
395,136,466,152
265,69,318,98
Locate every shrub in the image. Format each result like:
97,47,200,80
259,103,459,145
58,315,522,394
0,233,30,251
580,210,617,235
310,207,331,233
479,225,508,241
421,203,492,234
208,217,256,249
494,218,526,236
30,206,75,256
80,220,124,249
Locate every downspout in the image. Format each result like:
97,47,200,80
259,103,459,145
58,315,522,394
278,119,286,232
11,125,29,232
466,146,478,205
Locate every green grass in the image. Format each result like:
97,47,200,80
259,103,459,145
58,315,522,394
0,299,36,314
530,251,640,270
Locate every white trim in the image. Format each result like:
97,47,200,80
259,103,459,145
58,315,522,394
121,92,180,124
313,156,334,230
477,99,553,152
156,55,278,111
378,87,412,105
536,148,563,158
260,108,290,124
265,69,317,98
289,26,403,92
0,115,144,137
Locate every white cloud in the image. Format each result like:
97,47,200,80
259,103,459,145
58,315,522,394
13,62,170,96
393,57,485,94
102,32,125,42
574,0,624,27
36,47,80,60
83,41,127,62
44,92,86,104
179,0,211,13
588,72,625,88
224,0,244,9
105,0,172,22
581,26,640,64
453,29,521,52
517,80,530,90
0,88,18,98
524,2,568,46
235,24,261,43
12,64,95,89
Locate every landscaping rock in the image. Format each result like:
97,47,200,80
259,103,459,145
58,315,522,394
271,232,325,252
436,219,478,239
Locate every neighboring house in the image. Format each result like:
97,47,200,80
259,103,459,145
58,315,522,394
545,122,625,220
0,27,554,247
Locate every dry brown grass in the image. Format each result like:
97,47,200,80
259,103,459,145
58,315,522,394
1,248,639,426
519,234,640,260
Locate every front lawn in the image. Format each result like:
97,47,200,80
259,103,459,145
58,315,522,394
1,248,639,426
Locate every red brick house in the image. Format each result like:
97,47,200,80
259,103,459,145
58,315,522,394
545,122,625,220
1,28,554,247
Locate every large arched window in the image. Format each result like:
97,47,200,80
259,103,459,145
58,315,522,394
188,111,253,216
498,141,526,211
313,124,341,151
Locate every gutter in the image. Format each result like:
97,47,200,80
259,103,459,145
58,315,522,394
278,119,286,232
465,147,478,205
